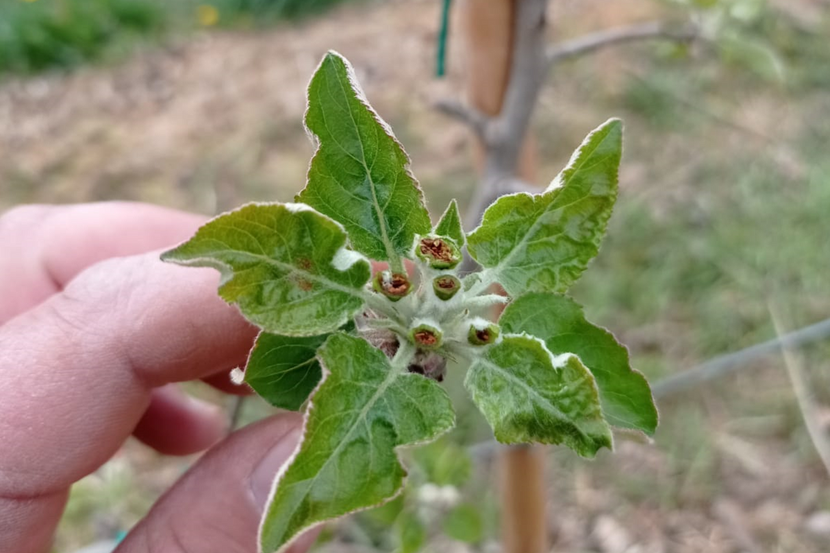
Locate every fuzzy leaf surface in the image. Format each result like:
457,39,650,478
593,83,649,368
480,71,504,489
296,51,431,266
465,335,612,457
434,199,465,247
244,332,327,411
161,203,370,336
260,333,455,553
500,293,658,434
466,119,622,296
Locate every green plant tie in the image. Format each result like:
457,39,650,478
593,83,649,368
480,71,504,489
436,0,452,77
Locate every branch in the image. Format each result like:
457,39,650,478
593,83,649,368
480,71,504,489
433,98,492,143
486,0,549,178
436,0,549,180
653,316,830,398
547,21,698,64
440,0,549,235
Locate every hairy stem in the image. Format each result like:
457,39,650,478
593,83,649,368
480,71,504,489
365,317,409,336
462,293,510,310
466,268,500,297
363,291,402,321
391,340,416,373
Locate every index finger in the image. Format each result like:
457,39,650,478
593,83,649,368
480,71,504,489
0,202,205,324
0,252,258,496
0,251,259,552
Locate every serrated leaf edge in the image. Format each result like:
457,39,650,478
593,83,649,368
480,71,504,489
466,118,622,295
546,117,622,193
552,302,658,433
160,201,372,337
473,332,613,453
500,293,659,435
297,50,430,268
257,336,455,553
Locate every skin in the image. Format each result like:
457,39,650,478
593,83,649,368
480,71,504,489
0,202,316,553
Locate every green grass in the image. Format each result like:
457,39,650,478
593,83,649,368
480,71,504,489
575,149,830,356
205,0,358,26
0,0,361,78
0,0,166,74
573,13,830,367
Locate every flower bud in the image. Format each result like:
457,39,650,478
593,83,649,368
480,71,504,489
415,236,462,270
432,275,461,301
467,320,500,346
408,322,443,350
372,271,412,302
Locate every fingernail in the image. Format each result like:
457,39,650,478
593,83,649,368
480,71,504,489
250,426,301,511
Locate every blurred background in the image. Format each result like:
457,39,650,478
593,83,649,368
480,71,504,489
1,0,829,551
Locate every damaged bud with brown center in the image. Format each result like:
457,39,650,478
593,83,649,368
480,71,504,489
372,270,412,302
432,274,461,301
408,321,443,351
415,235,462,270
468,319,500,346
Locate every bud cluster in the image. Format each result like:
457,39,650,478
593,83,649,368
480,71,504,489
366,233,504,375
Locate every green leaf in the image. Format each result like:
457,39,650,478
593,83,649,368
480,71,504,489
296,51,431,270
434,199,465,247
443,503,483,544
243,331,326,411
260,333,455,553
161,202,371,336
466,119,622,296
395,510,426,553
465,335,612,457
500,293,658,434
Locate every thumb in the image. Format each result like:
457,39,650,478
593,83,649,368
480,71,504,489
115,413,313,553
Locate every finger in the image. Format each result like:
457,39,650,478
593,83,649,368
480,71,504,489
0,491,68,553
0,253,257,496
0,252,258,552
115,414,311,553
133,385,227,456
0,202,204,324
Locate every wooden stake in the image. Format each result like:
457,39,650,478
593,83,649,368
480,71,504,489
500,446,548,553
458,2,547,553
458,0,538,184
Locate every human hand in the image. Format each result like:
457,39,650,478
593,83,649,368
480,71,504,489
0,202,314,553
